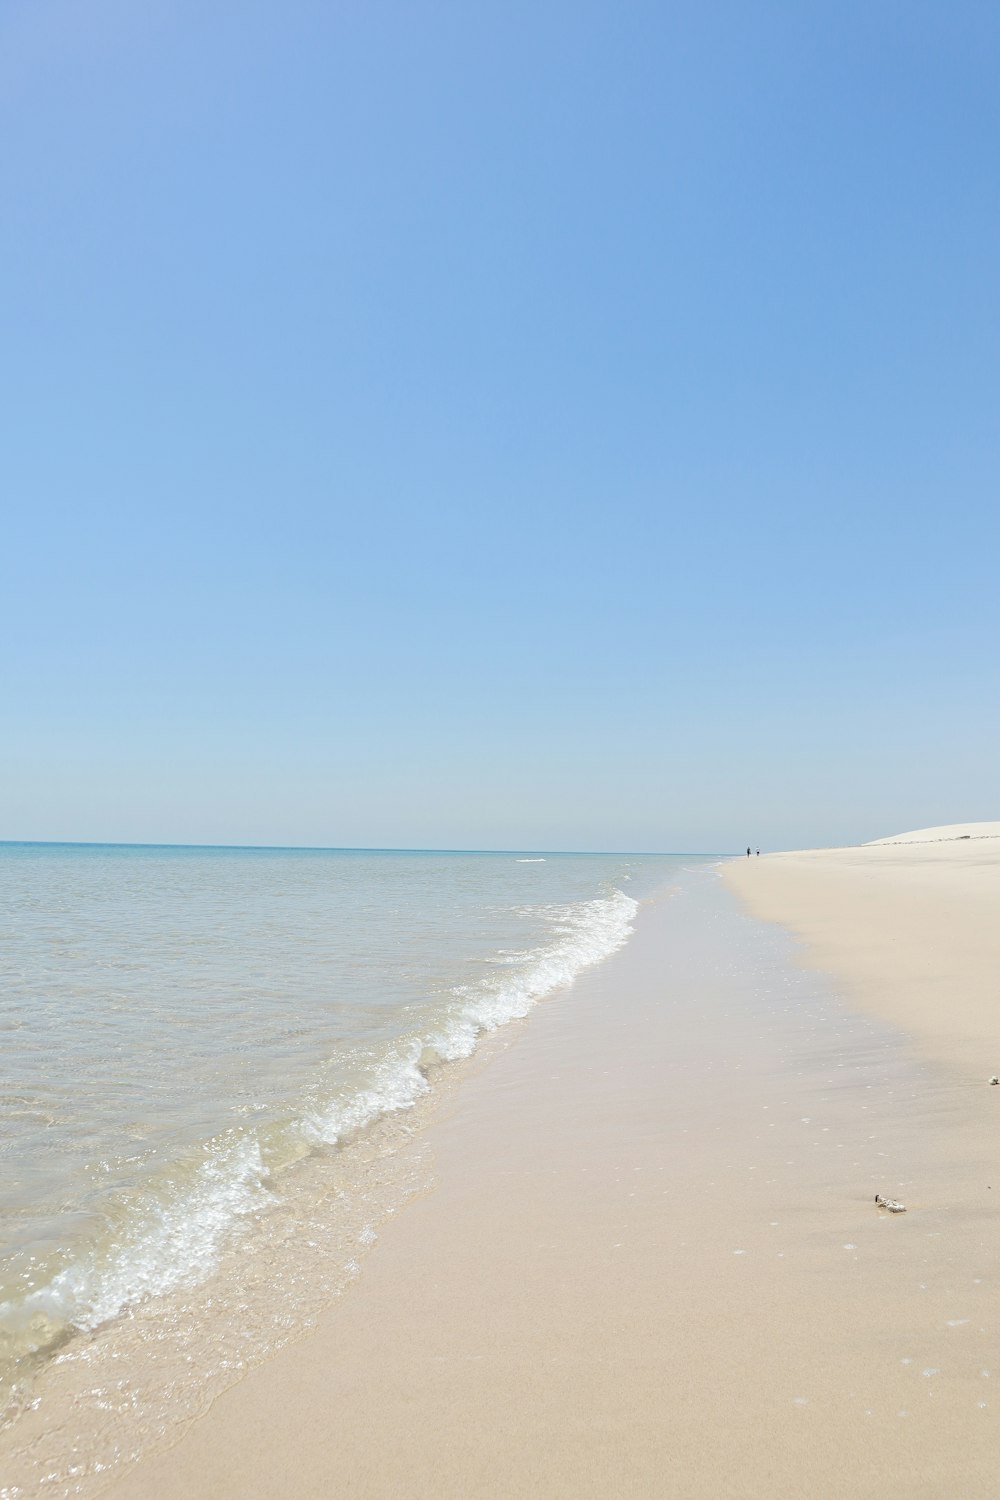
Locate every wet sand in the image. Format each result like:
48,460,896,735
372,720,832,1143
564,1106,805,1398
92,851,998,1500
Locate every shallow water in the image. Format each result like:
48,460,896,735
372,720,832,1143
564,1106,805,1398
0,844,687,1406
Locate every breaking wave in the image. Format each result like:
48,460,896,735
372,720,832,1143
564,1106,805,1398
0,889,637,1376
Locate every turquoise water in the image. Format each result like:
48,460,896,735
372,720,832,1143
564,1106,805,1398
0,844,689,1393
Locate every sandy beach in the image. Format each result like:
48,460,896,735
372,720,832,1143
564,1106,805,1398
726,822,1000,1081
56,826,996,1499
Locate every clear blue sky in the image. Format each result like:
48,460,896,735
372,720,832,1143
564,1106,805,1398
2,0,997,851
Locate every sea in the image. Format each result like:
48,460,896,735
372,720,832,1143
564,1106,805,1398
0,842,694,1489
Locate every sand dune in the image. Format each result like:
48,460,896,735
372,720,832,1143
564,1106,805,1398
864,820,1000,846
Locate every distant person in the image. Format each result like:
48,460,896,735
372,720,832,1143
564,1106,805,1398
746,846,751,857
756,849,760,856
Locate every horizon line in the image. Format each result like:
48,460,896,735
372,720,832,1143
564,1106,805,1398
0,838,726,857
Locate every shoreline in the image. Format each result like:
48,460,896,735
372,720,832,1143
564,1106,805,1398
93,853,996,1497
5,834,998,1497
0,867,666,1498
0,854,655,1482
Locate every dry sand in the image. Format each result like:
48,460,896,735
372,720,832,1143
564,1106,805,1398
89,831,1000,1500
726,821,1000,1079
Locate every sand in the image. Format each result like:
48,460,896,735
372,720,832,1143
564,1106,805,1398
85,831,1000,1500
726,821,1000,1079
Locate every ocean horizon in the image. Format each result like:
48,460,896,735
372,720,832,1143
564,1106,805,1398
0,840,717,855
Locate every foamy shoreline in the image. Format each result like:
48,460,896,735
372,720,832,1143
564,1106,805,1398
0,857,653,1496
0,851,650,1384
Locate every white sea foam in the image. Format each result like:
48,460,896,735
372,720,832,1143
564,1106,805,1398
0,1134,273,1350
431,889,637,1061
303,890,637,1130
301,1043,430,1146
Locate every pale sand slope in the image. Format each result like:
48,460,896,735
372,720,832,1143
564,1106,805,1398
96,864,998,1500
865,822,1000,845
725,822,1000,1080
